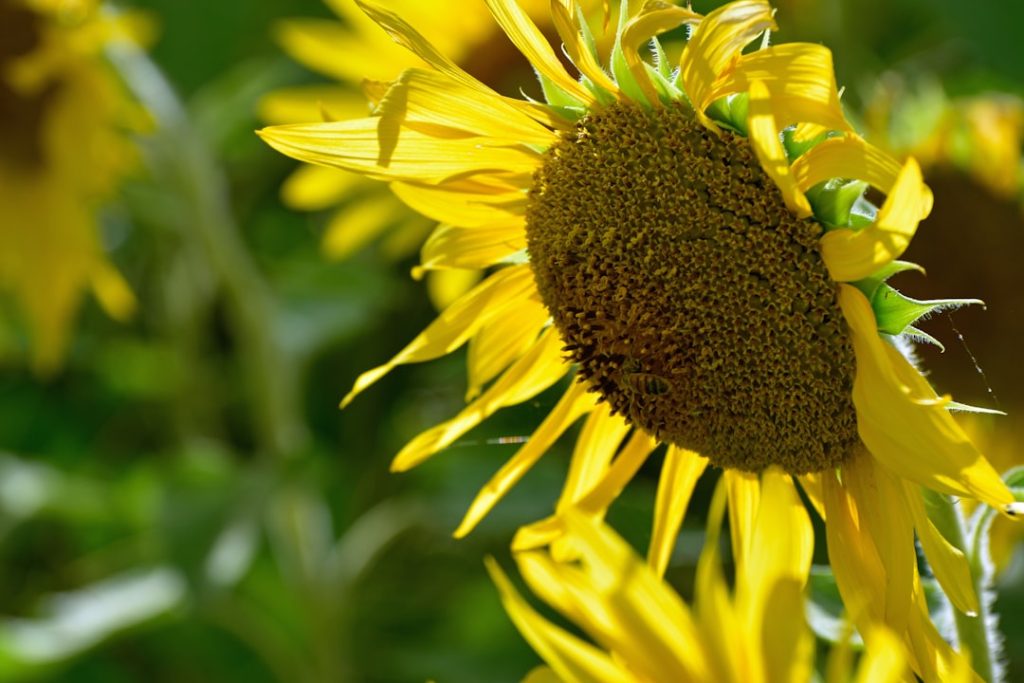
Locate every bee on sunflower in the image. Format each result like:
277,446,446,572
0,0,143,373
260,1,1023,678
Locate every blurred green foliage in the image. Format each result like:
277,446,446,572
1,0,1023,681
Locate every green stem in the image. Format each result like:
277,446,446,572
924,490,999,683
110,45,307,461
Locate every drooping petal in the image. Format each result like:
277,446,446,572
747,79,812,217
838,285,1016,512
391,326,569,471
679,0,775,123
853,628,909,683
466,297,549,399
647,446,708,577
790,134,902,194
341,265,536,407
710,43,851,132
840,454,916,635
456,381,596,538
557,403,632,511
390,178,526,227
419,221,527,272
485,0,595,105
902,481,980,616
819,157,933,281
724,469,761,573
486,557,632,683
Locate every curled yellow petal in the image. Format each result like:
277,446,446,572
711,43,851,132
647,446,708,577
747,79,812,217
456,381,596,538
819,156,933,281
620,3,702,107
341,265,536,408
838,285,1015,512
391,326,568,472
550,0,619,96
679,0,775,122
486,0,595,105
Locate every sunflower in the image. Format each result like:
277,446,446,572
260,0,1022,676
262,0,557,307
0,0,142,373
489,475,974,683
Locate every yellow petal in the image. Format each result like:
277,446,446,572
425,269,483,310
90,261,136,323
486,557,632,683
902,481,979,616
556,511,709,681
273,19,408,83
790,134,901,194
391,326,568,471
485,0,595,105
747,79,812,217
647,446,708,577
841,454,915,634
550,0,619,96
679,0,775,122
620,4,702,107
259,85,371,125
797,473,826,521
854,628,908,683
574,431,659,517
838,285,1016,512
819,156,933,281
341,265,536,407
456,381,596,538
523,666,563,683
375,68,558,147
281,164,364,211
390,179,526,228
557,403,632,511
419,222,527,272
725,469,761,573
321,194,401,259
257,117,541,185
467,298,550,400
710,43,851,132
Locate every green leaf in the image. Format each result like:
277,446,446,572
871,283,982,336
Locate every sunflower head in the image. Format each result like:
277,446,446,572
260,0,1022,546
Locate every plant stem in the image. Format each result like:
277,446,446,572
924,490,1000,683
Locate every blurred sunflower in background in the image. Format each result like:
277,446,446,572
0,0,145,373
261,0,1024,677
261,0,560,308
489,473,973,683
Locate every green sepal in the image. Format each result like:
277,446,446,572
537,70,586,112
782,127,829,161
945,401,1006,416
611,39,651,105
807,180,868,229
871,283,983,336
902,326,945,352
853,259,925,300
582,74,617,105
575,2,601,64
651,37,673,81
705,94,748,135
644,63,683,104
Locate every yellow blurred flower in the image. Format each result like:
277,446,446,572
260,2,1021,677
0,0,143,373
263,0,557,308
490,475,973,683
